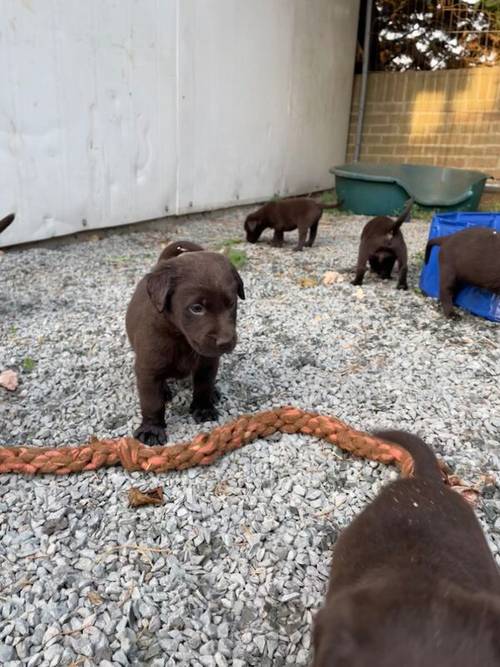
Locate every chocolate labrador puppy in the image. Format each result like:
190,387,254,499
244,197,342,251
425,227,500,317
352,199,414,290
126,241,245,445
0,213,15,235
313,430,500,667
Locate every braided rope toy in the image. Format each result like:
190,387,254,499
0,407,420,477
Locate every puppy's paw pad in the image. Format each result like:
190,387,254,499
190,405,219,423
133,424,167,446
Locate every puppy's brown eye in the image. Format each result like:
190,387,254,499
189,304,205,315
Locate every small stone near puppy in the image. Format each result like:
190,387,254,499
0,369,18,391
322,270,345,285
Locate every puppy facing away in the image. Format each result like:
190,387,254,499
352,199,414,290
313,430,500,667
126,241,245,445
244,197,342,251
0,213,15,235
425,227,500,317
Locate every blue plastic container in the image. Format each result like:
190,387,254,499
420,212,500,322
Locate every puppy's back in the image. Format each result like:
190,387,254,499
275,197,321,216
431,227,500,292
314,430,500,667
329,432,500,595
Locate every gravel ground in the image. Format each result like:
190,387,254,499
0,207,499,666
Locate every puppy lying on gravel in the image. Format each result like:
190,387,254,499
126,241,245,445
313,430,500,667
0,213,15,235
244,197,342,251
425,227,500,317
352,199,413,289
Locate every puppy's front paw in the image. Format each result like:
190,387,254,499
134,423,167,446
270,241,283,248
396,283,408,290
351,278,362,286
292,246,303,252
212,387,222,403
190,401,219,423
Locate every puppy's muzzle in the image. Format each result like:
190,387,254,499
215,335,236,354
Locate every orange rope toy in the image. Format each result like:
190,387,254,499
0,407,417,477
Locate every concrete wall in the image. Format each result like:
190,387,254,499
346,67,500,180
0,0,359,246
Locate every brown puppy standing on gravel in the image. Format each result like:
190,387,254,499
425,227,500,317
244,197,342,251
126,241,245,445
0,213,15,235
352,198,414,289
313,430,500,667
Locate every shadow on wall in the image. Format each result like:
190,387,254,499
346,67,500,181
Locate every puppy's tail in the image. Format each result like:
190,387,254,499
158,240,204,263
0,213,15,235
373,430,443,484
424,237,444,264
391,198,414,232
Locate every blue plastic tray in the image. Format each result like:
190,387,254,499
419,212,500,322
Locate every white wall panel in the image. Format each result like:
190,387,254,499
0,0,359,246
177,0,295,211
0,0,177,245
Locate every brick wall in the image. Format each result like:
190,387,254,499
346,67,500,180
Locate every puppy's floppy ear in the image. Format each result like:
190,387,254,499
146,265,176,312
245,216,259,233
231,266,245,300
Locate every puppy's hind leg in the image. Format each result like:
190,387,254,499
395,245,408,289
352,245,370,285
439,261,457,317
369,256,381,274
271,229,284,248
190,358,220,423
305,218,320,248
294,228,308,252
380,255,396,280
162,381,174,401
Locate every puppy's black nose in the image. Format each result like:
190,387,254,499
216,335,235,353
